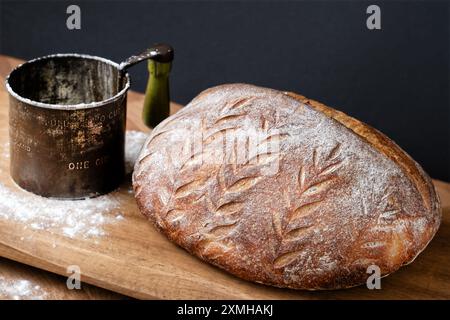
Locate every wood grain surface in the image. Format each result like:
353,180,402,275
0,55,449,299
0,257,126,300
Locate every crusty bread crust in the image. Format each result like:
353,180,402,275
133,83,441,290
285,92,441,230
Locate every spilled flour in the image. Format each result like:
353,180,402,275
125,130,150,174
0,130,148,239
0,276,47,300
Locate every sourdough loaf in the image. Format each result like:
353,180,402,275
132,84,441,290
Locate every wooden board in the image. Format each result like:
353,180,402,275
0,55,449,299
0,257,127,300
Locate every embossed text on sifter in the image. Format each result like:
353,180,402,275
5,44,174,199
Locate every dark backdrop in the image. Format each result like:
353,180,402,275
0,0,448,180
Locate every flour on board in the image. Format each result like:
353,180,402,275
0,276,47,300
0,130,148,239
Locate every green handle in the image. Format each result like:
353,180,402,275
120,43,174,128
142,59,172,128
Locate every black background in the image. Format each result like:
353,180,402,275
0,0,448,180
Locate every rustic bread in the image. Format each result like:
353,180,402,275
132,83,441,290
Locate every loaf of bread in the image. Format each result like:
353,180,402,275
132,84,441,290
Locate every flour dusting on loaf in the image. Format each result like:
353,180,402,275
133,84,441,290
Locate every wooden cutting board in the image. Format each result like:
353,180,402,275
0,55,449,299
0,257,126,299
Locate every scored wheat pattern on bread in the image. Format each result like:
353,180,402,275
273,143,344,269
351,186,425,269
140,96,289,260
